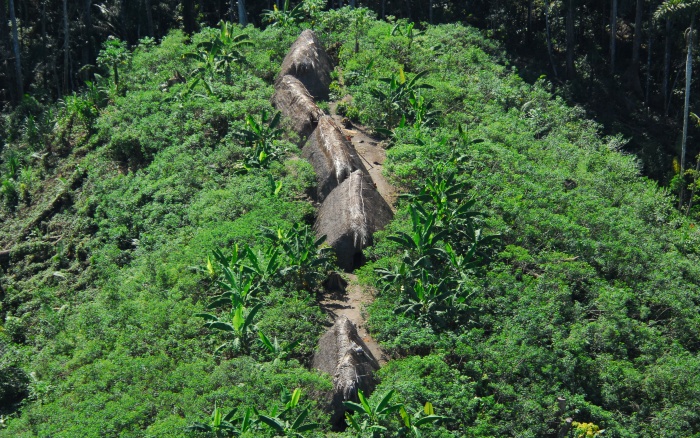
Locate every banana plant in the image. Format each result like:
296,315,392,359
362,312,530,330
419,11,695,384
263,223,331,291
370,68,433,129
444,243,482,288
395,279,453,323
235,110,286,171
408,90,440,128
185,403,254,437
261,0,304,27
456,124,486,147
208,244,244,275
258,331,301,364
390,21,424,48
1,179,18,210
207,246,259,309
411,173,464,209
195,302,263,354
344,389,403,438
85,79,109,111
387,205,448,262
257,408,318,437
399,402,451,438
5,153,20,180
243,245,282,288
183,21,251,93
407,173,475,229
236,110,283,149
267,174,283,198
205,242,283,311
258,388,319,438
375,255,431,295
407,173,499,257
281,387,302,410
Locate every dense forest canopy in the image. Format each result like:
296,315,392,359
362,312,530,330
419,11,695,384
0,2,699,437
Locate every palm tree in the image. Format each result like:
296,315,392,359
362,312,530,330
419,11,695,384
656,0,700,209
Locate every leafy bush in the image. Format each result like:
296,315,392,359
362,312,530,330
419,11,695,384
336,13,700,437
0,336,29,413
0,23,326,436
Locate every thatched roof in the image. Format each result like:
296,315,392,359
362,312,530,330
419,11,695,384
277,29,333,101
313,316,379,427
314,170,393,271
302,116,368,202
271,75,324,140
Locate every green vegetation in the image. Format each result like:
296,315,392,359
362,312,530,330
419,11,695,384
1,6,700,438
0,23,328,437
330,11,700,437
262,0,305,28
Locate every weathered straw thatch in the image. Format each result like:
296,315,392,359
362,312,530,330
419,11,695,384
314,170,393,271
277,29,333,101
271,75,324,139
302,116,368,202
313,316,379,427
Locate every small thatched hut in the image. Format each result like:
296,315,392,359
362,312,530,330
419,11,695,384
302,116,368,202
271,75,324,140
314,170,393,271
313,316,380,427
277,29,333,101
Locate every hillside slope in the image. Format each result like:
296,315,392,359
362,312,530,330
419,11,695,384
1,9,699,437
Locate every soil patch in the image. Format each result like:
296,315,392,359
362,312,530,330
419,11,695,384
319,273,387,366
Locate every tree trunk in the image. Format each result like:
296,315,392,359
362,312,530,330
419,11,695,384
183,0,196,34
0,0,14,102
527,0,533,43
42,0,49,92
145,0,154,36
238,0,247,26
631,0,643,67
645,4,653,107
119,0,127,41
429,0,433,24
63,0,72,92
544,0,558,78
381,0,386,18
229,0,235,23
566,0,575,78
626,0,644,94
610,0,617,75
664,18,672,116
680,14,695,209
9,0,22,99
82,0,93,80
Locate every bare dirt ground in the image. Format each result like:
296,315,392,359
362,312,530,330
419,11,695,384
319,273,387,365
337,122,397,209
316,99,396,366
328,99,397,209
